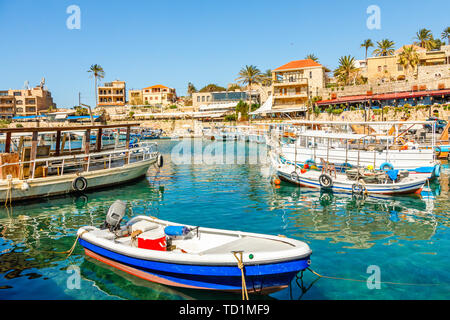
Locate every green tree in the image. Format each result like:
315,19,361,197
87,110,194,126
199,84,227,92
441,27,450,44
360,39,374,60
414,28,434,50
398,45,420,76
261,69,273,86
305,54,319,62
87,64,105,108
187,82,197,96
235,65,264,119
373,39,395,56
334,55,357,85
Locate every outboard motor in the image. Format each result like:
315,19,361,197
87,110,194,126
100,200,127,231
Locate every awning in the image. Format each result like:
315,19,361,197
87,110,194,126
249,95,273,115
199,102,237,111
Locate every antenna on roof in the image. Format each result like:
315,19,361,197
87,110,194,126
24,80,30,90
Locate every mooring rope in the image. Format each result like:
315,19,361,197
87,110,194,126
4,179,13,207
232,251,249,300
307,267,439,287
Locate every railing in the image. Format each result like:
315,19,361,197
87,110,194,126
0,142,159,180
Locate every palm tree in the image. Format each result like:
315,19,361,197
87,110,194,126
187,82,197,96
262,69,273,86
360,39,374,60
235,65,264,119
305,54,319,62
397,45,420,77
87,64,105,108
441,27,450,44
414,28,434,50
373,39,395,56
334,55,357,85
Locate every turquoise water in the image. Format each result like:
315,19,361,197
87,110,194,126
0,139,449,300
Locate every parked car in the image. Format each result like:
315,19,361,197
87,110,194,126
424,117,448,133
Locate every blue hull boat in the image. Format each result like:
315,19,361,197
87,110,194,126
77,213,311,294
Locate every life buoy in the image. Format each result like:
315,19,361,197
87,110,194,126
319,174,333,188
290,171,299,181
380,162,394,171
72,176,88,192
157,154,164,168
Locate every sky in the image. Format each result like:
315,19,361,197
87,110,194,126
0,0,449,108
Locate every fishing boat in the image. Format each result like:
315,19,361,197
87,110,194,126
269,121,442,180
272,153,427,196
0,124,163,203
77,200,312,294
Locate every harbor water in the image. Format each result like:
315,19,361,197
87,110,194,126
0,139,449,300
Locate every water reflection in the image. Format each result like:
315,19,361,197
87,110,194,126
0,140,449,300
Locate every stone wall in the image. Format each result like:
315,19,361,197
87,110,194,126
319,75,450,100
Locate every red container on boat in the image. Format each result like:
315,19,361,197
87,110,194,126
137,229,167,251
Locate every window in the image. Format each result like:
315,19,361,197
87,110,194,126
207,96,210,101
202,96,205,102
398,64,403,71
197,96,200,102
309,71,312,79
13,92,21,96
17,108,23,113
16,100,23,105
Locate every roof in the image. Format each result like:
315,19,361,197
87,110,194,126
143,84,170,89
273,59,323,71
394,45,426,54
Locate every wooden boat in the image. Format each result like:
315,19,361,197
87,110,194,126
272,153,427,196
0,124,162,203
77,201,312,294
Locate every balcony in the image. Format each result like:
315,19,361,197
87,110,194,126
274,91,308,99
273,78,308,87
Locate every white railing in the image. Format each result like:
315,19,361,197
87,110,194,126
0,142,158,180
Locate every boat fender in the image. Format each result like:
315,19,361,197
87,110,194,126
290,171,299,181
72,176,88,192
21,181,30,191
319,174,333,188
352,183,364,194
380,162,394,171
433,164,441,178
157,154,164,168
435,146,441,157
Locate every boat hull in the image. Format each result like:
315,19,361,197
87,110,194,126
277,170,425,195
79,239,310,294
0,158,155,203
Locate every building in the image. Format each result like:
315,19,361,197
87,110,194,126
128,89,143,105
365,45,450,84
141,85,176,106
97,80,126,107
192,90,260,111
0,85,56,119
271,59,327,111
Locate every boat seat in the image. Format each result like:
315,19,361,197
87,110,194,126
90,229,116,240
199,236,294,255
130,220,160,234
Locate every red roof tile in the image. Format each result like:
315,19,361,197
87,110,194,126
273,59,323,71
